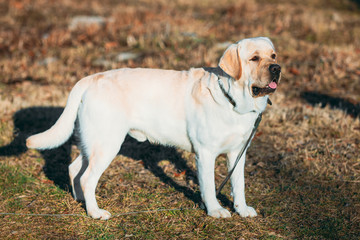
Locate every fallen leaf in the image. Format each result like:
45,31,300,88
174,170,186,177
41,179,54,184
289,67,300,75
105,41,118,50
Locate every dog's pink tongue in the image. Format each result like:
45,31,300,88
268,82,277,89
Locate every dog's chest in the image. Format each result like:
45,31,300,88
213,121,253,152
189,111,257,153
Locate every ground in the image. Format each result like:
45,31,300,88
0,0,359,239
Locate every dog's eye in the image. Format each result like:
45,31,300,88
250,56,259,62
252,86,260,96
271,54,276,59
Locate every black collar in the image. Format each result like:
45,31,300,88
217,77,237,108
215,70,272,109
202,67,237,108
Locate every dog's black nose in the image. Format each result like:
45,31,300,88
269,64,281,74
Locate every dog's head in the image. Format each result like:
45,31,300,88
219,37,281,98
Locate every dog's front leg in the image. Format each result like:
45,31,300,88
227,150,257,217
196,149,231,218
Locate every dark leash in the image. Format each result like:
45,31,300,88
215,76,268,197
216,112,263,197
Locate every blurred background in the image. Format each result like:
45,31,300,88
1,0,359,99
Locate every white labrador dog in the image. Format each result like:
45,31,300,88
27,37,281,220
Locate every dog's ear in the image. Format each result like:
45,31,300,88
219,44,242,80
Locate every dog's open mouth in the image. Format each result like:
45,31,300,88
252,81,278,96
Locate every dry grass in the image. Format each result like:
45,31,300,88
0,0,360,239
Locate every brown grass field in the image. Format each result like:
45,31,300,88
0,0,360,239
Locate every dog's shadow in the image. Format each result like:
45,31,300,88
0,107,73,190
301,91,360,118
0,107,232,209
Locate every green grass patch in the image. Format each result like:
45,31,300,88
0,163,35,195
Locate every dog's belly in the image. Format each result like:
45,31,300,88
128,128,192,151
127,109,192,151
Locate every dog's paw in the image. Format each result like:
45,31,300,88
88,209,111,220
207,207,231,218
235,205,257,218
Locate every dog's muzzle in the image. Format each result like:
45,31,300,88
252,64,281,96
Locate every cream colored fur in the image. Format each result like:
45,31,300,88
26,37,280,220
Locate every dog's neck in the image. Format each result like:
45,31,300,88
217,76,237,108
202,66,270,114
203,66,232,80
203,66,237,108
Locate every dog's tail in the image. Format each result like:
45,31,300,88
26,78,91,150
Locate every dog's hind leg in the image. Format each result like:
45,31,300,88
77,107,128,220
79,133,126,220
69,154,87,201
79,126,127,220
